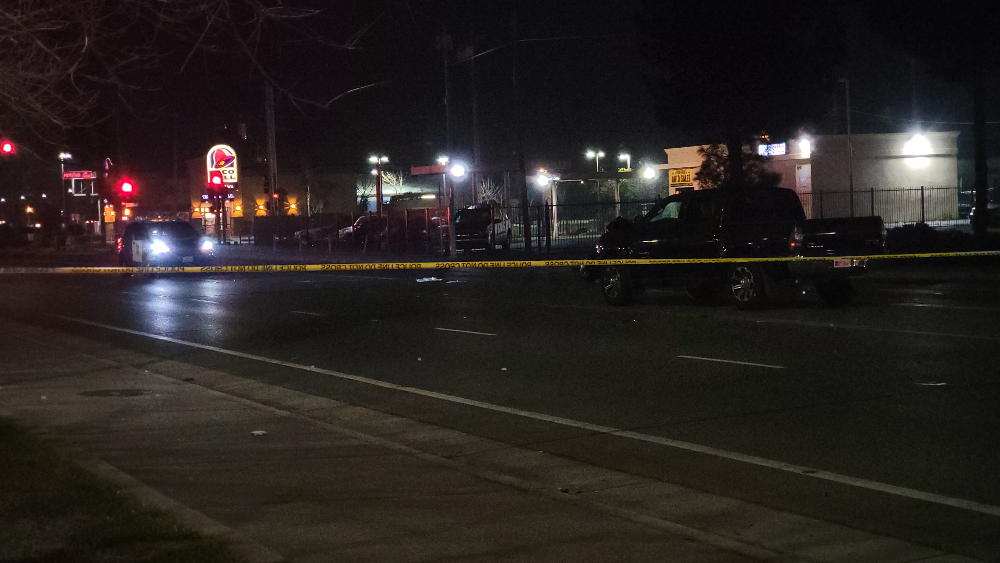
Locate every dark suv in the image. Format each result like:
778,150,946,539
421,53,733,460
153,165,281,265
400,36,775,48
118,221,214,267
453,204,512,251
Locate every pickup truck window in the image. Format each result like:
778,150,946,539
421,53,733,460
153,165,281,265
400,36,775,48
680,198,721,229
649,201,682,224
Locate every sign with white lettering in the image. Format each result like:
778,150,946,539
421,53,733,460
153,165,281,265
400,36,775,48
757,143,787,156
206,145,238,184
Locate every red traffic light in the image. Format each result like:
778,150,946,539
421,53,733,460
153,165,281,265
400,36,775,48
207,171,225,193
1,140,15,155
117,177,136,198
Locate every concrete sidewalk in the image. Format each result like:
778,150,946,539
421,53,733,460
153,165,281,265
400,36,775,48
0,318,982,563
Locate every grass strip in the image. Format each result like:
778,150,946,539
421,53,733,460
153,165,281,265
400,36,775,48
0,417,247,563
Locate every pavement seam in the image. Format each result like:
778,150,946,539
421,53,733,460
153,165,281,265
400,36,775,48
0,406,285,563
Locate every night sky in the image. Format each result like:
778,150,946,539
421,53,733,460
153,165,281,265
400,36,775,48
63,0,996,180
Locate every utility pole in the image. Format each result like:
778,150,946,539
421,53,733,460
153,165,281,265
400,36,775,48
437,32,453,154
264,83,278,216
839,78,854,217
512,5,531,251
470,29,482,204
973,63,988,239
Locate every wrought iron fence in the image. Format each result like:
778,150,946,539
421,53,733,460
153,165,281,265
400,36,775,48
245,187,979,253
502,201,658,251
796,186,966,227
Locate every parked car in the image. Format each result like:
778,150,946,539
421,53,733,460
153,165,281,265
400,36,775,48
293,225,337,245
453,204,511,251
970,202,1000,227
118,220,214,267
586,186,885,306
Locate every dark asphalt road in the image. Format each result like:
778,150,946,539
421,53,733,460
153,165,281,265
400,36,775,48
1,259,999,559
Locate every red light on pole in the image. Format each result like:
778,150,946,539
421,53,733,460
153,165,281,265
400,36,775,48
1,140,14,155
117,177,136,199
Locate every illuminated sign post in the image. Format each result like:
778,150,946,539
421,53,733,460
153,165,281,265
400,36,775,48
205,145,238,244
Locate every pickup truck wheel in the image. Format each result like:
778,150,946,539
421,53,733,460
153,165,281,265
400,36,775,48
601,266,633,306
721,263,765,307
815,279,855,306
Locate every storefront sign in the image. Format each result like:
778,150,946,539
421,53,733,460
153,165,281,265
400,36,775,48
669,168,695,188
758,142,787,156
206,144,238,184
63,171,97,180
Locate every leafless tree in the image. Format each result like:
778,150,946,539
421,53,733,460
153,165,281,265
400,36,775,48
477,177,504,205
0,0,376,142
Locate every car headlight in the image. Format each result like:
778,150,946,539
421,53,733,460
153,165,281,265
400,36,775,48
201,240,213,252
149,240,171,254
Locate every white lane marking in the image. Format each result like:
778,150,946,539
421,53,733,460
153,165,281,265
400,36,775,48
55,315,1000,518
434,327,497,337
290,311,326,317
190,299,218,304
450,296,1000,341
740,317,1000,342
896,302,1000,312
678,355,784,369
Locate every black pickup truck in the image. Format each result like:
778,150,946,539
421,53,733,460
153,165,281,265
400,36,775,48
588,186,885,306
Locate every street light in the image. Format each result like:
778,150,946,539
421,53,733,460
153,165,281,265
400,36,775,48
642,166,658,181
59,152,72,227
618,153,631,171
368,155,388,214
585,149,605,172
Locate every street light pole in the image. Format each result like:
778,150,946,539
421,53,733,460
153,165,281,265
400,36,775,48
618,153,631,171
58,152,72,229
369,155,388,215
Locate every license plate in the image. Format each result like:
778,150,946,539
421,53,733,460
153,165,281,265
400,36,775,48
833,259,851,268
182,256,194,263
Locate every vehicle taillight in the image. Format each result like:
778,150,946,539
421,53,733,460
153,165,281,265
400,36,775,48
117,237,122,252
789,225,804,255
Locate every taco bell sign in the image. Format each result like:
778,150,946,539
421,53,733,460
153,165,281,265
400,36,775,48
206,144,238,184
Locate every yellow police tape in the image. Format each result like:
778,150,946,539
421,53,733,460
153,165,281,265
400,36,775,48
0,251,998,275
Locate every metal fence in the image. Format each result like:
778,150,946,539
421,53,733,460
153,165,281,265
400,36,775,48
240,187,980,254
797,186,968,228
503,201,658,251
501,187,977,251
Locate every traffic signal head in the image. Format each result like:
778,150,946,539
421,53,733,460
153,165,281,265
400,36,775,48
1,140,15,155
207,171,225,195
117,177,136,199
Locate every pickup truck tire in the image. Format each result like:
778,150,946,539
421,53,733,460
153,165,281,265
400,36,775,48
720,263,766,307
600,266,634,306
815,279,855,306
